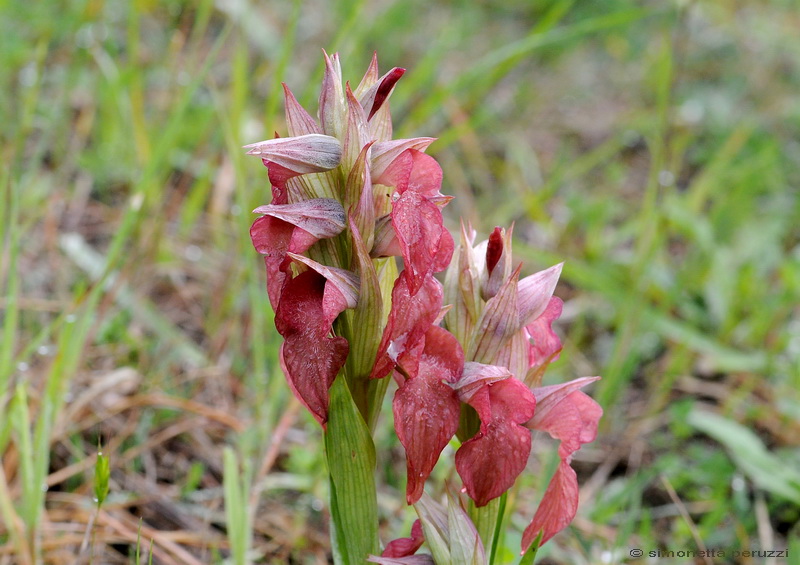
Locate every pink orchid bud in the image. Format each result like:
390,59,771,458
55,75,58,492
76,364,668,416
517,262,563,327
319,50,346,138
410,491,486,565
282,83,321,137
482,226,514,300
443,223,482,346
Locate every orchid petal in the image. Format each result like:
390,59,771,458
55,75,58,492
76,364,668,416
521,460,578,549
456,415,532,507
275,270,349,427
354,52,380,98
524,296,564,386
392,191,454,295
359,67,405,120
371,138,436,181
381,520,426,559
394,326,463,504
468,266,522,365
521,382,602,549
517,263,563,327
282,83,321,136
528,384,602,458
286,253,359,315
252,198,346,239
455,369,536,506
319,50,345,137
244,134,341,174
370,272,443,380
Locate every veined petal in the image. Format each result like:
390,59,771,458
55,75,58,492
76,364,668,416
319,50,345,137
456,416,532,507
392,191,454,295
394,326,463,504
467,266,522,364
252,198,346,239
370,272,443,380
244,134,342,174
521,460,578,550
345,142,376,248
250,215,319,308
286,253,359,315
378,149,443,197
275,270,350,427
282,83,322,136
517,263,563,327
527,380,602,457
454,369,536,506
521,380,602,549
451,362,512,408
371,214,403,258
342,84,370,171
443,222,482,345
354,52,380,99
524,296,564,386
371,138,436,181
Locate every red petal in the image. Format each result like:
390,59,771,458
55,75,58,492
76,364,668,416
456,417,531,506
521,460,579,549
376,149,442,197
371,138,436,181
359,67,405,120
486,227,504,274
529,388,602,459
392,192,454,295
455,375,536,506
394,327,463,504
525,296,564,377
370,272,443,380
382,520,425,558
520,381,602,549
275,270,350,426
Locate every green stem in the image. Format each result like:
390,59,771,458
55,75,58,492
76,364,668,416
469,495,503,561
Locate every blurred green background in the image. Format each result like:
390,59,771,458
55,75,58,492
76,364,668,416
2,0,799,563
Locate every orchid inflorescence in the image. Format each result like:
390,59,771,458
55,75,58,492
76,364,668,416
245,51,602,564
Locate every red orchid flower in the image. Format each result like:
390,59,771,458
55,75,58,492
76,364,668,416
393,326,463,504
452,363,536,506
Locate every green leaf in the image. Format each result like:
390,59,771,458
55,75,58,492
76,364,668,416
325,375,379,564
687,409,800,504
93,450,110,508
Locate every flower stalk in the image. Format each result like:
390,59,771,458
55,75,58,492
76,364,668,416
245,52,602,564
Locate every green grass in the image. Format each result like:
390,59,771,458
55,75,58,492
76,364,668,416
1,0,799,563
